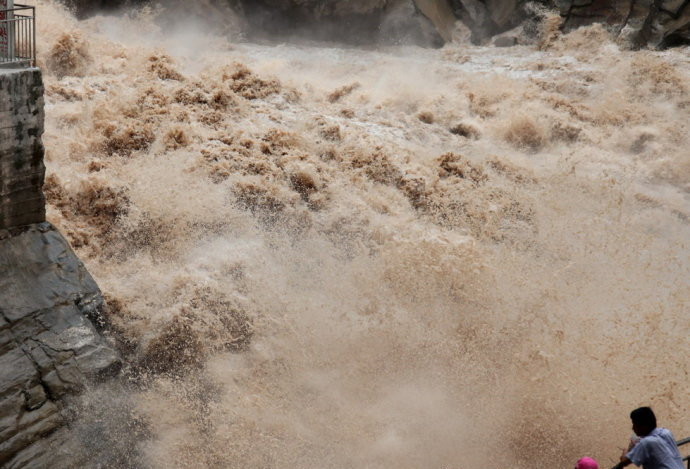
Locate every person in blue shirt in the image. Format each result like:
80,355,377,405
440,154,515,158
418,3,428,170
614,407,684,469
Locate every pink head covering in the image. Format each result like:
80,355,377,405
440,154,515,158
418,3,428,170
576,457,599,469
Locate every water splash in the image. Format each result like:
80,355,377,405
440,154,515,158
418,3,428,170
29,0,690,467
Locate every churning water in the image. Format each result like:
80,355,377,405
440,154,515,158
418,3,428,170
30,0,690,467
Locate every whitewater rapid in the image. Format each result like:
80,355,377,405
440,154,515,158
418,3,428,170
29,0,690,467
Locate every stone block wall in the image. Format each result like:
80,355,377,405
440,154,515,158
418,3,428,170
0,68,45,230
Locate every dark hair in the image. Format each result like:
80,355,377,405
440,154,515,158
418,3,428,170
630,407,657,429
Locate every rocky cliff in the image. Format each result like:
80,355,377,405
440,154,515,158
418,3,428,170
415,0,690,47
58,0,690,48
557,0,690,48
0,68,121,469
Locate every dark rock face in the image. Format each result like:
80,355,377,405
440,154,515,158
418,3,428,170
0,69,46,230
50,0,690,47
0,223,122,468
56,0,130,17
230,0,443,45
445,0,525,42
232,0,690,47
416,0,690,46
557,0,690,47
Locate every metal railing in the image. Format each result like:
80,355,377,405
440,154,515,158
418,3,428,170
679,437,690,469
0,4,35,67
609,436,690,469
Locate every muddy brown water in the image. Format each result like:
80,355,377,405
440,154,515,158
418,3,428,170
29,1,690,467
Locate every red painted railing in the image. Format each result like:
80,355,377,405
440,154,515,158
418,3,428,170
0,4,35,67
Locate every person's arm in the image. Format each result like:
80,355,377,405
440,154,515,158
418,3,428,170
627,436,640,452
612,456,633,469
617,438,646,469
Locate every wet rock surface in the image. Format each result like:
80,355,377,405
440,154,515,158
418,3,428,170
0,222,121,468
53,0,690,48
420,0,690,47
557,0,690,47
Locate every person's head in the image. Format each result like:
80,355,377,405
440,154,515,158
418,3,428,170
630,406,657,437
575,457,599,469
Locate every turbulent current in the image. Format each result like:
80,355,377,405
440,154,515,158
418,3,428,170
29,0,690,467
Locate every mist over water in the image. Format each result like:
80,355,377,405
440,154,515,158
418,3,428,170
29,0,690,467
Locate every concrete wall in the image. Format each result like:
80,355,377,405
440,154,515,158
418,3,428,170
0,68,45,230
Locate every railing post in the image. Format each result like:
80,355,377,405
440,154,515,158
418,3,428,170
677,437,690,469
0,0,14,62
32,5,35,65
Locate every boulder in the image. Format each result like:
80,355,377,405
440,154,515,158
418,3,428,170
0,223,121,468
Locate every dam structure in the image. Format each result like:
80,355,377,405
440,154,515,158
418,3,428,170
0,9,120,467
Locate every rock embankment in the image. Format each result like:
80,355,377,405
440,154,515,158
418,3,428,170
0,68,120,469
51,0,690,48
421,0,690,47
556,0,690,47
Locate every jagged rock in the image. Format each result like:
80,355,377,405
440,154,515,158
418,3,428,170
493,28,520,46
557,0,690,47
0,223,121,468
417,0,690,46
50,0,690,47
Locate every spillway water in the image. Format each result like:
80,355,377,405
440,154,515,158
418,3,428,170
30,0,690,467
